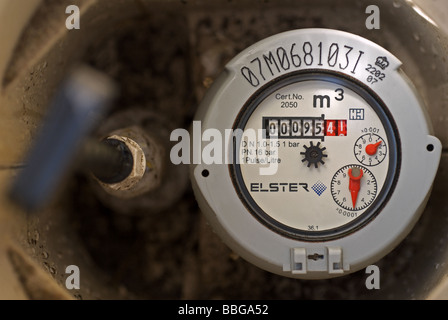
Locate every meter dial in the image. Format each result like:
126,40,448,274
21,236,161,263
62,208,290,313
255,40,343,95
331,164,377,211
232,72,399,240
354,133,387,166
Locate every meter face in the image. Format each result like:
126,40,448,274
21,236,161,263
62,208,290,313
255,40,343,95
232,72,399,240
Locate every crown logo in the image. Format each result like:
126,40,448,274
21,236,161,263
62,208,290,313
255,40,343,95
375,56,389,70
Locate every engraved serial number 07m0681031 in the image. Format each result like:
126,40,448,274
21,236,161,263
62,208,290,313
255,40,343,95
240,41,365,87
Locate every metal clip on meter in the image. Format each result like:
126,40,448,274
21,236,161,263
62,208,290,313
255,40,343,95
191,29,442,279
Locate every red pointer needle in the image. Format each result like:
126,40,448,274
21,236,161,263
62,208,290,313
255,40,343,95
365,141,382,156
348,167,363,209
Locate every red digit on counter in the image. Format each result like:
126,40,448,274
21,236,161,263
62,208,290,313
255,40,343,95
338,120,347,136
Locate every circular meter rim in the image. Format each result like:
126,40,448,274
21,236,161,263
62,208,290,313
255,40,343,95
230,71,401,242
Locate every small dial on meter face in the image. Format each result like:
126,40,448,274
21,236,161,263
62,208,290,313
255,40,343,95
331,164,378,211
354,133,387,166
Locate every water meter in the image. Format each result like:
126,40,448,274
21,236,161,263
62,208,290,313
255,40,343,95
191,29,441,279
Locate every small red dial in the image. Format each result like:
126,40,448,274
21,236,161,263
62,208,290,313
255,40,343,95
365,141,382,156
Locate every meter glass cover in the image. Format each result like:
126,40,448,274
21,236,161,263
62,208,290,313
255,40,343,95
231,72,399,241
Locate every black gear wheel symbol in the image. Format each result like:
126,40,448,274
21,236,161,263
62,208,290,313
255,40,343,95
300,141,328,168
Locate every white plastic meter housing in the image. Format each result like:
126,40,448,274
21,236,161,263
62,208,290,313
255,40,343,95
191,29,442,279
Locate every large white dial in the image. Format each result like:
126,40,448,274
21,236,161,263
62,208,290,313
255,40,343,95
233,73,397,239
